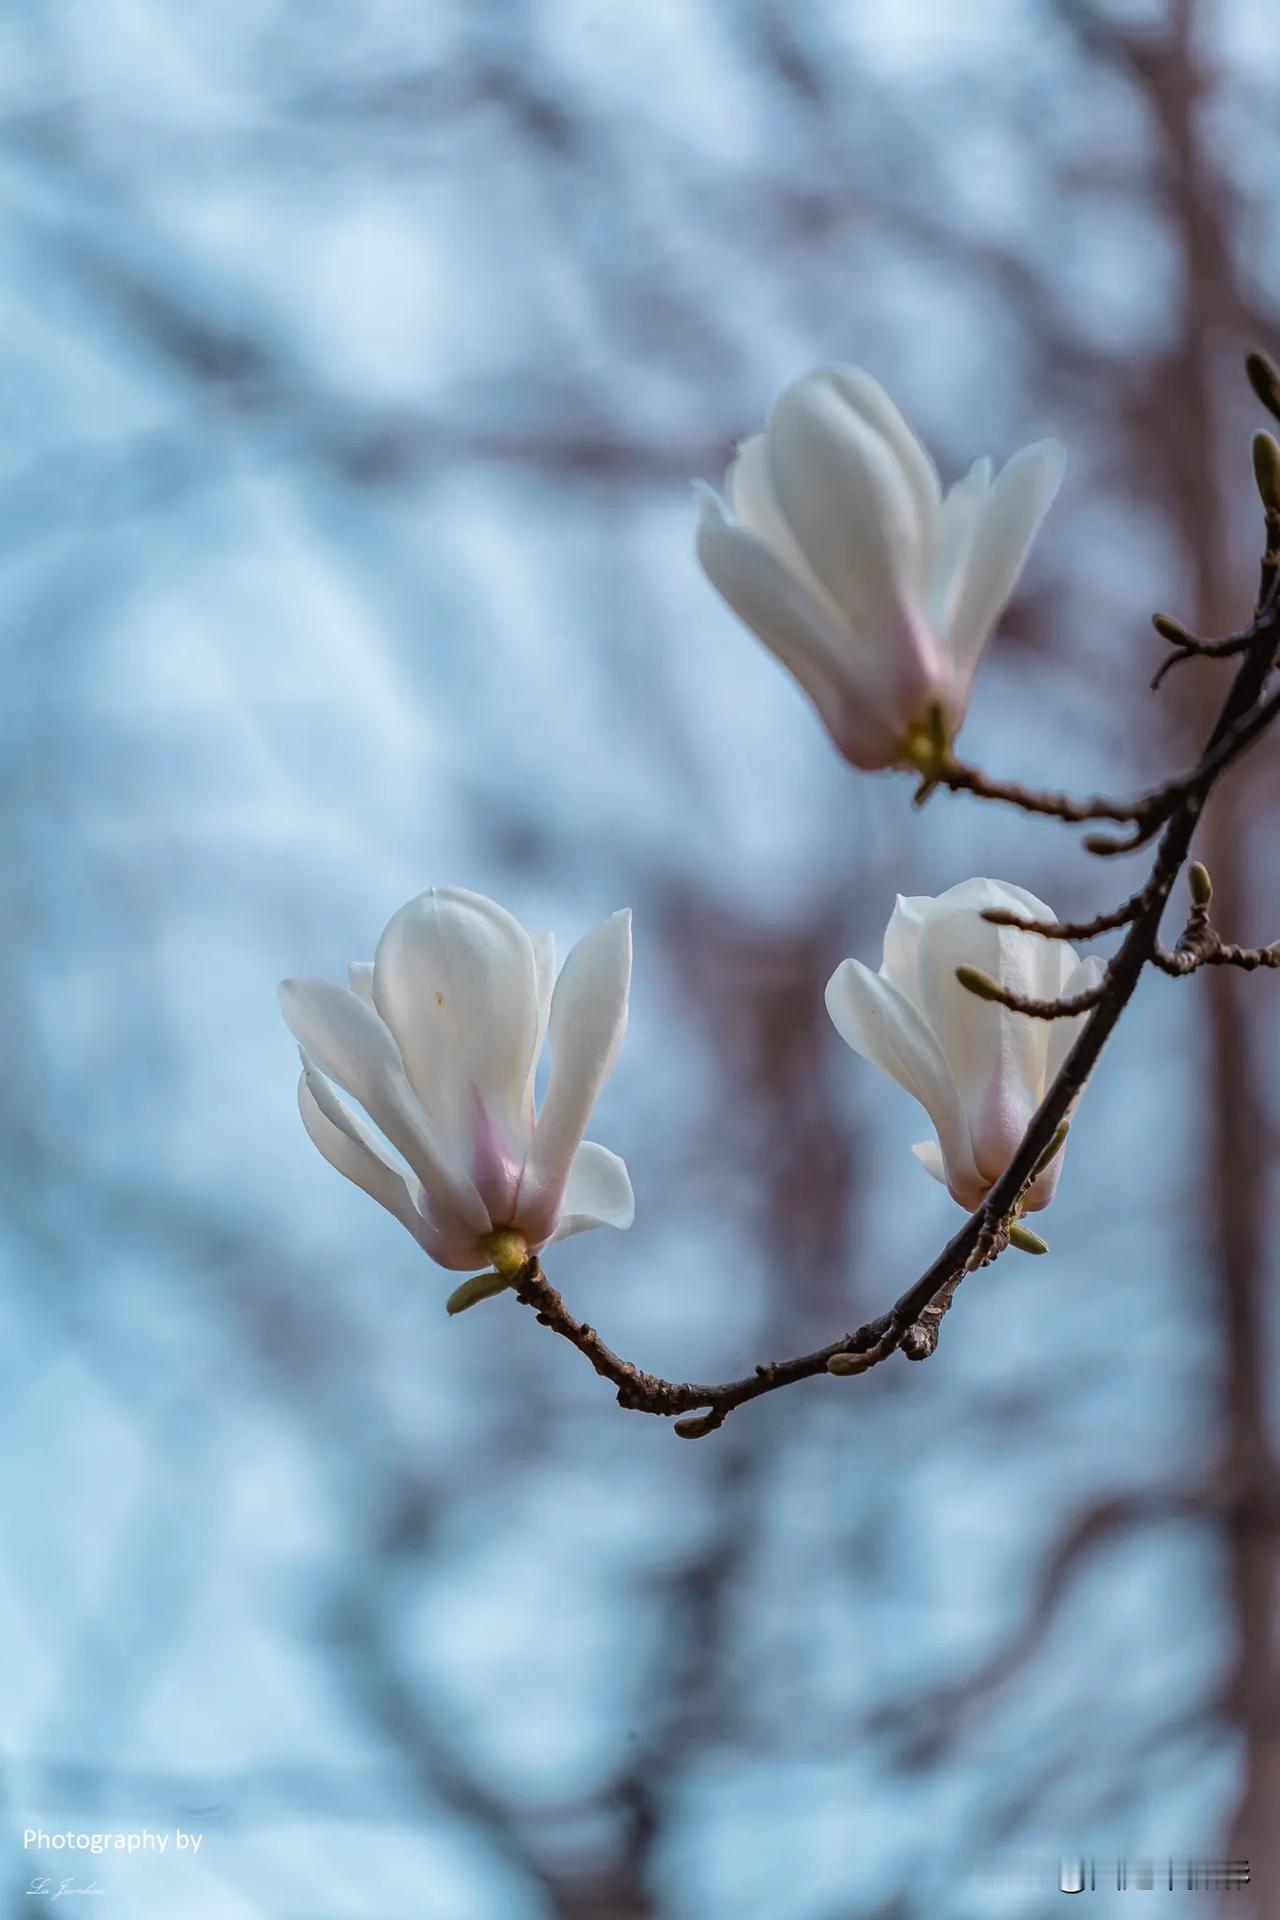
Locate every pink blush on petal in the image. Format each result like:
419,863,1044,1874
467,1086,522,1225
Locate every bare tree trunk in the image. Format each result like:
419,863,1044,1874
1156,3,1280,1900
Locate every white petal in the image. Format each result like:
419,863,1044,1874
520,910,631,1236
930,456,992,635
279,976,489,1233
826,365,942,576
765,369,935,640
912,886,1054,1178
697,490,901,768
525,930,556,1115
727,433,842,620
927,877,1064,1000
297,1060,425,1240
348,961,375,1005
825,957,977,1192
911,1139,948,1186
549,1140,635,1242
372,887,540,1148
945,439,1065,690
881,893,933,1007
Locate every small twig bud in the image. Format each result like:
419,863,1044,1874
1008,1222,1049,1255
1188,861,1213,908
1030,1121,1070,1183
673,1410,723,1440
1252,432,1280,515
1246,350,1280,422
1151,612,1196,648
955,964,1003,1003
445,1269,513,1315
827,1350,869,1377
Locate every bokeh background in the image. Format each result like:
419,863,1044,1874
3,2,1279,1915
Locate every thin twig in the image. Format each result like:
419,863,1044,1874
957,971,1110,1020
942,582,1280,856
1085,670,1280,857
1154,940,1280,975
929,758,1151,825
981,891,1147,940
1150,629,1255,691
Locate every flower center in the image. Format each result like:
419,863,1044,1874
485,1229,530,1277
898,699,952,776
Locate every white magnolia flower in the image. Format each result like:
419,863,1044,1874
696,365,1065,770
279,887,634,1272
825,879,1104,1213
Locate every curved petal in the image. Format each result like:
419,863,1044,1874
881,893,933,1007
924,877,1065,1000
348,961,375,1006
930,456,992,637
279,976,489,1233
525,930,556,1117
519,910,632,1239
727,433,843,623
697,489,900,767
372,887,541,1153
298,1059,425,1241
825,957,977,1192
945,439,1065,689
912,885,1056,1181
911,1138,948,1187
826,365,942,578
765,369,935,646
549,1140,636,1242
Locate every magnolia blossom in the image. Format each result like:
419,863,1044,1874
279,887,634,1271
825,879,1104,1213
696,365,1065,770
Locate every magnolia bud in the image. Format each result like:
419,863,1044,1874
1009,1222,1049,1255
1188,862,1213,908
1152,612,1195,646
955,963,1004,1003
1031,1122,1070,1183
1246,351,1280,422
1252,432,1280,515
673,1411,722,1440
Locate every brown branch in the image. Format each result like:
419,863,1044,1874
926,756,1152,825
509,521,1280,1437
1154,939,1280,976
1152,825,1279,979
1150,627,1256,690
932,584,1280,857
955,965,1110,1020
981,890,1148,940
1085,666,1280,856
